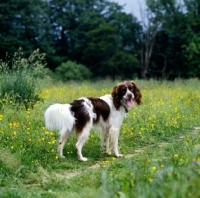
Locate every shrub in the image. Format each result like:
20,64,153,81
0,48,47,109
55,61,92,81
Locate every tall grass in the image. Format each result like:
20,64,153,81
0,48,47,109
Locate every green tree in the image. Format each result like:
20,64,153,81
181,0,200,77
147,0,200,78
0,0,54,59
107,51,140,79
55,61,92,81
82,24,119,77
0,0,142,79
139,0,162,79
48,0,141,78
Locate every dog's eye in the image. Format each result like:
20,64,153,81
129,86,134,92
121,88,126,94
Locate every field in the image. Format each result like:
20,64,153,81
0,79,200,198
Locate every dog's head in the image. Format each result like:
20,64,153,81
111,81,142,110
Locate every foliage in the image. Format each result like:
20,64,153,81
55,61,92,81
0,0,54,58
1,0,200,79
183,36,200,77
0,79,200,197
148,0,200,79
0,49,46,109
0,0,141,79
107,51,140,79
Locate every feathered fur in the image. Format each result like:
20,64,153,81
44,81,142,161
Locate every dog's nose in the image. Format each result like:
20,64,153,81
127,94,132,99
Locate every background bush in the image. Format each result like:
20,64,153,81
55,61,92,81
0,48,47,109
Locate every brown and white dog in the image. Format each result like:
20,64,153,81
44,81,142,161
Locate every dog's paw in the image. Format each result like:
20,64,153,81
79,157,88,162
115,154,123,158
59,155,65,158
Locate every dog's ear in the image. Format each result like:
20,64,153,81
111,85,121,110
131,81,142,105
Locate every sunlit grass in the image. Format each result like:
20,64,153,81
0,79,200,197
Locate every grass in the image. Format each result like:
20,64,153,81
0,49,46,110
0,78,200,197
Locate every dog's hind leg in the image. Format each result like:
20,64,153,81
58,128,72,158
75,123,92,161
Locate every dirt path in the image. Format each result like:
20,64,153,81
23,127,200,187
54,127,200,180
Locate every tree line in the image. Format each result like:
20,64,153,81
0,0,200,80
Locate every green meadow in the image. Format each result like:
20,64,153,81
0,79,200,198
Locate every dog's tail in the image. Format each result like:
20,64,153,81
44,104,75,132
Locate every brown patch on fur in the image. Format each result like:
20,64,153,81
111,81,142,110
88,97,110,123
128,81,142,105
111,83,127,110
70,99,90,133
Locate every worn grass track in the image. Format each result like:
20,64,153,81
10,127,199,189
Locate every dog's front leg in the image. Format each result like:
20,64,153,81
110,128,123,158
101,127,111,155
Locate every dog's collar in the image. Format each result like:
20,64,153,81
123,105,128,113
120,99,129,113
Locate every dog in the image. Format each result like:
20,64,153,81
44,81,142,161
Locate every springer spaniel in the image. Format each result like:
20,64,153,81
44,81,142,161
